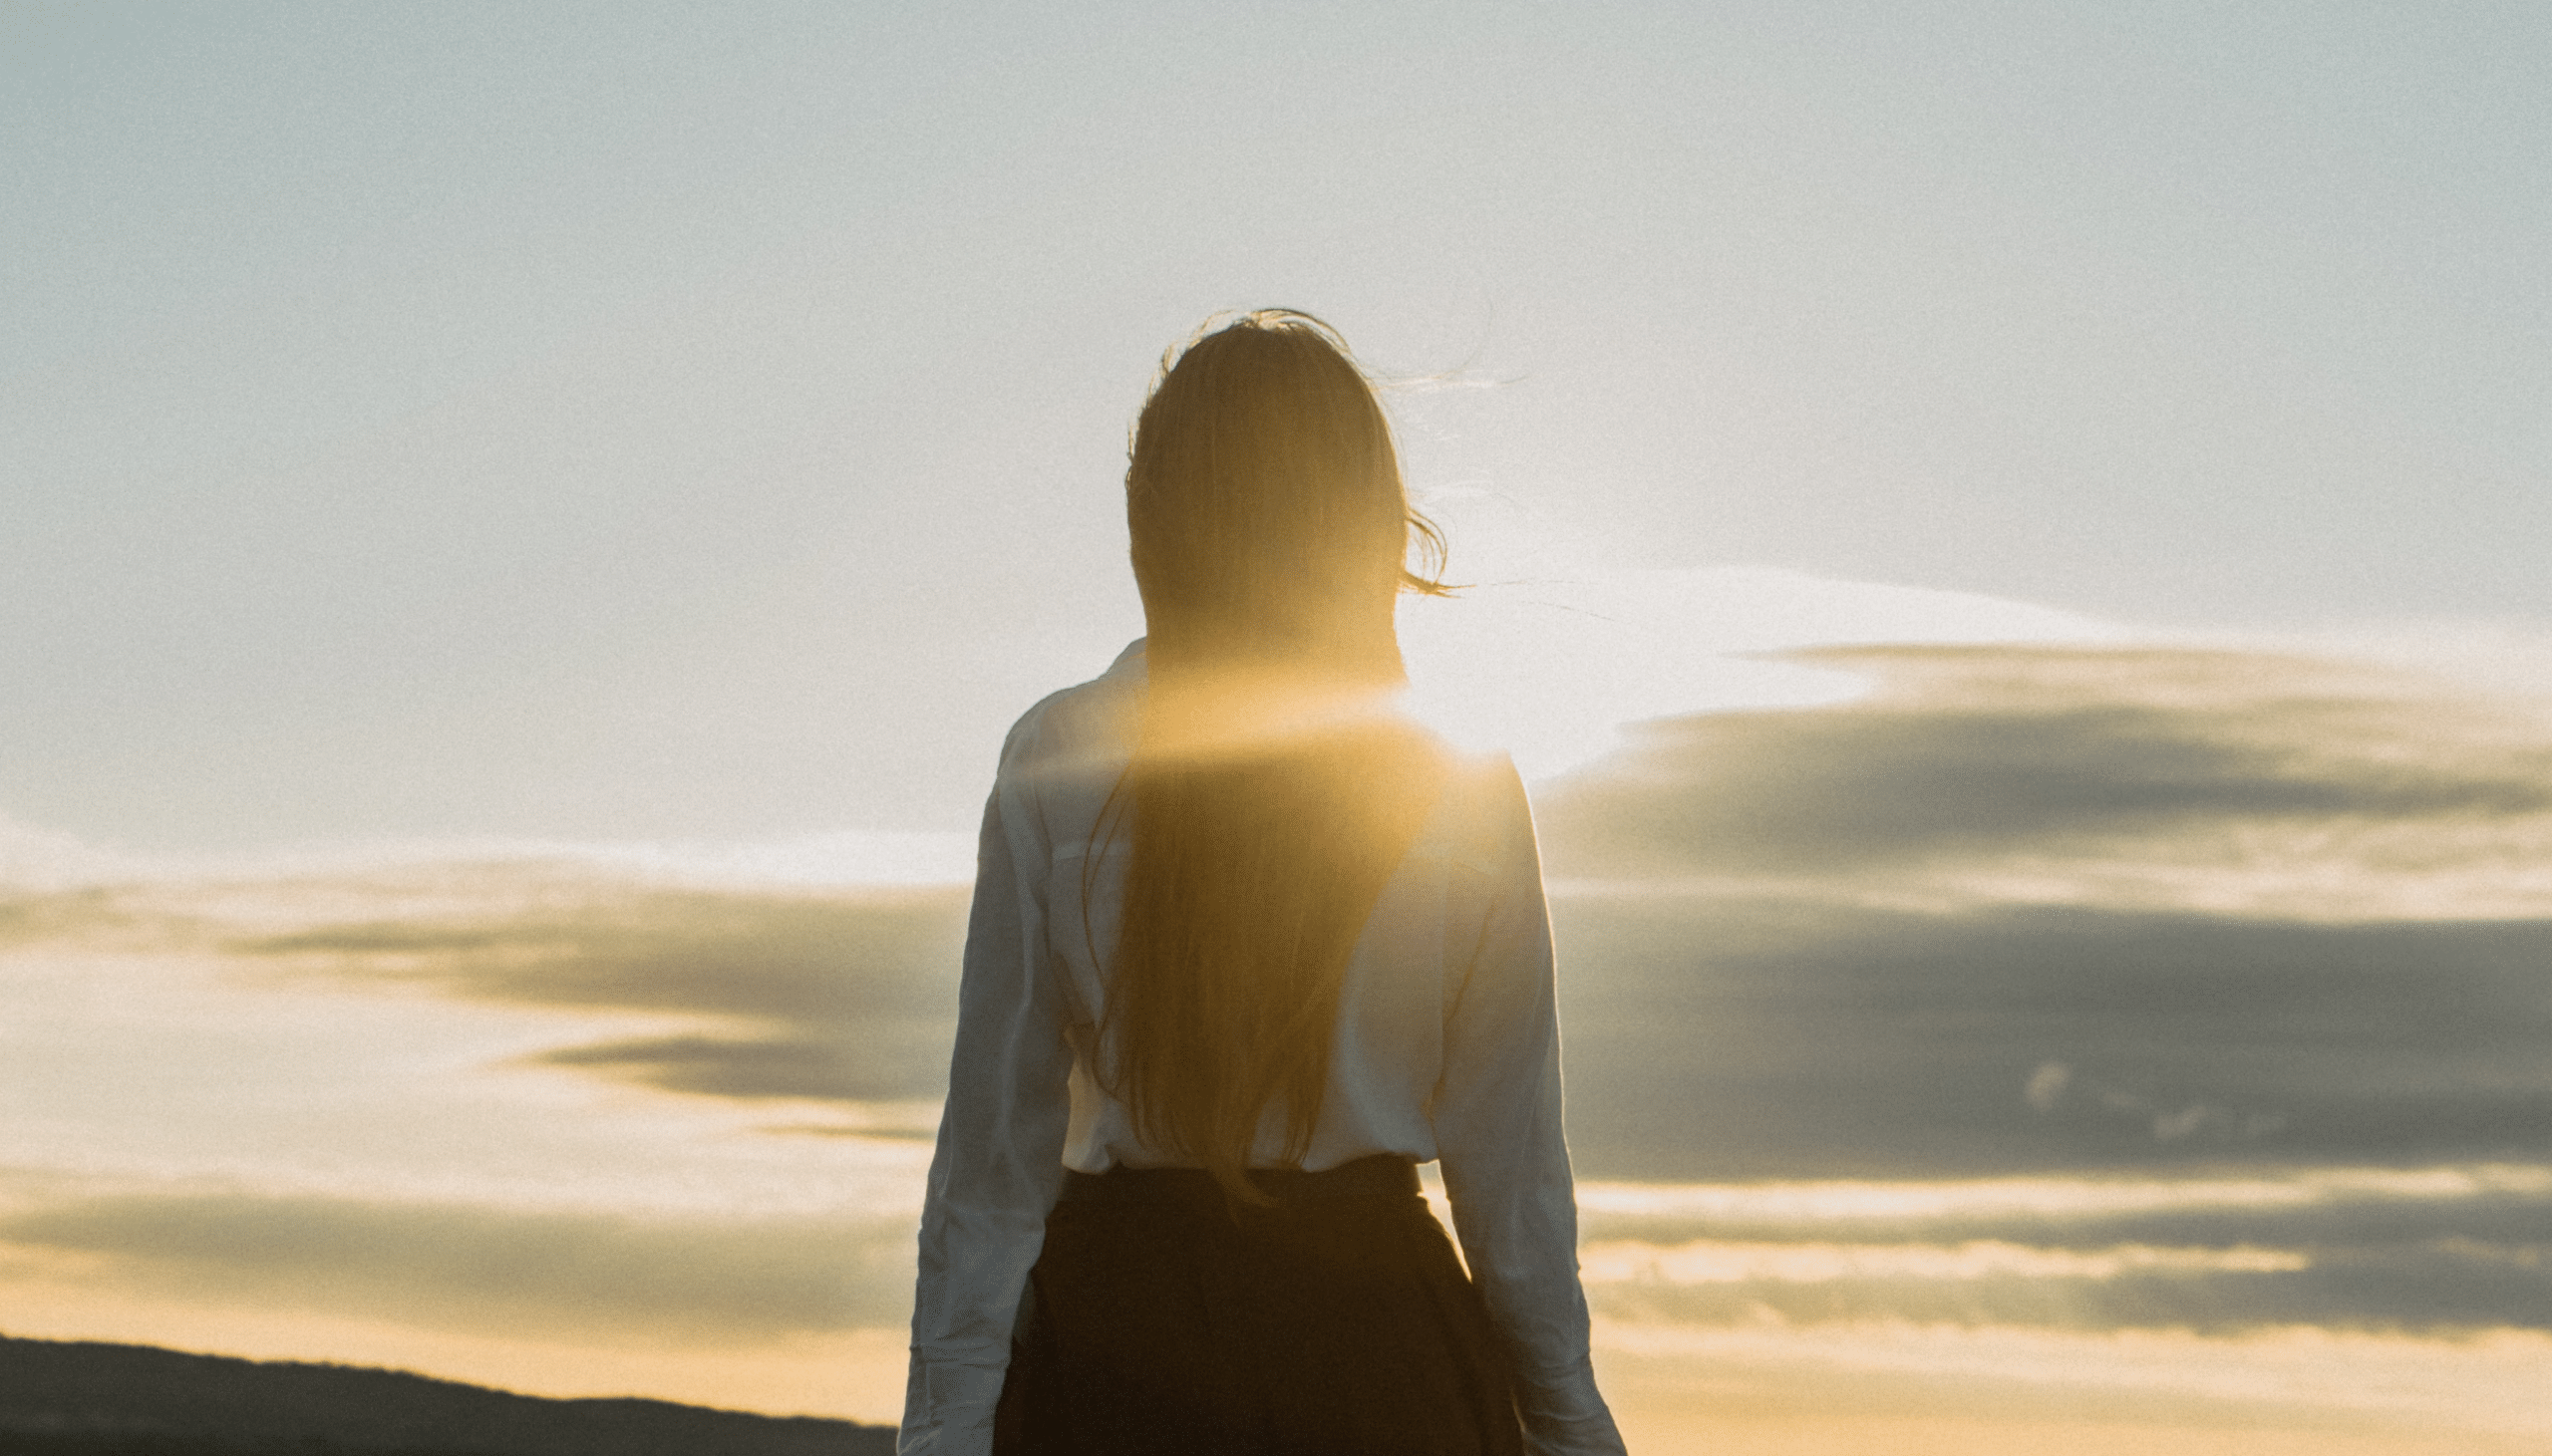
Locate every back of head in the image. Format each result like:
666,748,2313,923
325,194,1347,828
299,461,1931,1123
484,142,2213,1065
1103,311,1450,1201
1127,310,1438,684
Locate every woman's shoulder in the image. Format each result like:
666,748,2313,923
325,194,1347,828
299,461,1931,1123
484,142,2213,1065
1410,737,1537,875
996,639,1146,782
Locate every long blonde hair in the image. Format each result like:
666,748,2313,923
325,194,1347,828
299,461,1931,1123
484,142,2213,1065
1098,310,1449,1201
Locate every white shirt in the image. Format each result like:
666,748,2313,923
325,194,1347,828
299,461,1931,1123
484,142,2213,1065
901,641,1626,1456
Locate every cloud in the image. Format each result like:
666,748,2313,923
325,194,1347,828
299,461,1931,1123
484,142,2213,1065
1553,894,2552,1180
230,886,965,1022
2024,1060,2072,1113
1571,1165,2552,1259
2,860,972,1117
10,635,2552,1362
0,887,134,952
0,1188,916,1342
1565,1163,2552,1335
1536,645,2552,920
13,641,2547,1190
532,1032,939,1105
1503,644,2552,1183
8,1165,2539,1361
224,883,971,1109
1581,1242,2552,1336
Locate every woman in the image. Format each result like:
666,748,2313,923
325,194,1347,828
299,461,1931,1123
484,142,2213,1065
902,311,1626,1456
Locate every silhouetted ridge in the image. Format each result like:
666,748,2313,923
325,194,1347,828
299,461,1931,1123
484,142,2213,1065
0,1333,893,1455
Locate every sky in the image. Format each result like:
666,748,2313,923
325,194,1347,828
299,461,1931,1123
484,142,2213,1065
7,0,2549,853
6,5,2552,1453
7,640,2550,1450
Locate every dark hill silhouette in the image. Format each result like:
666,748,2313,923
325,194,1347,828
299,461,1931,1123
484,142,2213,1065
0,1333,895,1456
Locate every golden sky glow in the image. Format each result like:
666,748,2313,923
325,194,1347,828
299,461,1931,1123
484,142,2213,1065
8,603,2551,1448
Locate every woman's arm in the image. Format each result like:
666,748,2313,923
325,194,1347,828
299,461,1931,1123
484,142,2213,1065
1435,759,1628,1456
902,719,1075,1456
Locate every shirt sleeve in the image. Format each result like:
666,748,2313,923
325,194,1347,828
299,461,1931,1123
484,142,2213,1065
901,716,1076,1456
1434,758,1629,1456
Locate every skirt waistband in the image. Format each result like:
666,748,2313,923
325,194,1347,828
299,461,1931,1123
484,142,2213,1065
1058,1154,1421,1207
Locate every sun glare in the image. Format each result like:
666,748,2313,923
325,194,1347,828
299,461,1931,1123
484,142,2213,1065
1397,566,2123,779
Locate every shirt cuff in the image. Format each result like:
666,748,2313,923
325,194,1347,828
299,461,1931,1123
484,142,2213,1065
1516,1356,1629,1456
900,1358,1006,1456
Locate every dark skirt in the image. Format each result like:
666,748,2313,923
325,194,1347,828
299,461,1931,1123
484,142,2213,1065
993,1156,1525,1456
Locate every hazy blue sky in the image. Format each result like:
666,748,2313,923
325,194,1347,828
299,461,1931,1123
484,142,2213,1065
7,2,2547,850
